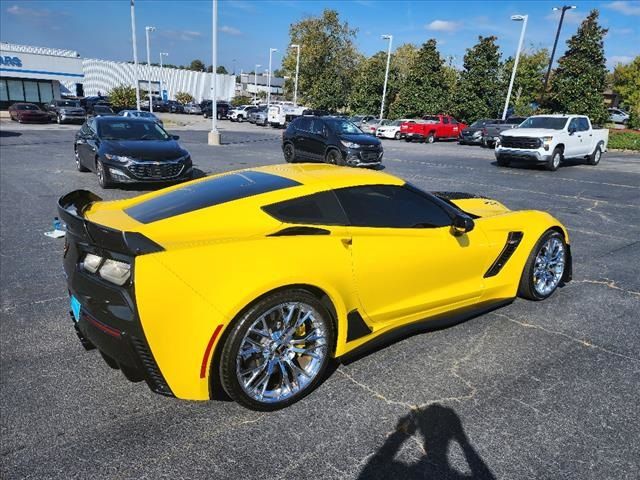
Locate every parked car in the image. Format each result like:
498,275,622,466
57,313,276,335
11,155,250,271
58,163,571,409
282,116,383,167
481,117,527,147
165,100,184,114
459,118,498,145
118,110,163,126
202,101,230,119
183,103,202,115
253,108,269,126
268,104,309,128
248,106,267,124
80,96,110,113
44,99,86,124
495,114,608,171
8,103,51,123
90,104,115,117
349,115,377,127
608,108,629,125
230,105,257,122
401,115,467,143
376,119,416,140
363,119,391,135
141,96,166,112
73,116,192,188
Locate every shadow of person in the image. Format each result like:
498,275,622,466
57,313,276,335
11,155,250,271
358,404,495,480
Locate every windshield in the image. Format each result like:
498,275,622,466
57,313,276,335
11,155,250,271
98,120,170,141
327,119,363,135
56,100,80,107
16,104,39,110
519,117,567,130
390,120,404,126
349,116,364,122
94,106,113,113
470,119,491,128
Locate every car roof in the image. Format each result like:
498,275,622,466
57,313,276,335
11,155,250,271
95,116,156,123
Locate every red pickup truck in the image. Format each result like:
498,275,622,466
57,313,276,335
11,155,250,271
400,115,467,143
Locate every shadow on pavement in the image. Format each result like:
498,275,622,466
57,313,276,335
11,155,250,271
358,404,495,480
0,130,21,137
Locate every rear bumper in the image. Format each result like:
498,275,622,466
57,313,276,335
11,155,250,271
495,148,550,163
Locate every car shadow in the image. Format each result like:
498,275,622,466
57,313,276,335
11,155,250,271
490,159,589,171
358,404,496,480
0,130,21,137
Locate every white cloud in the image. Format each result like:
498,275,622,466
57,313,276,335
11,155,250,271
160,30,203,41
220,25,242,36
609,55,633,66
545,10,586,25
606,1,640,16
6,4,57,17
425,20,461,32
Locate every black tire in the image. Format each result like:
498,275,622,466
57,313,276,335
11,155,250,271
518,230,567,301
546,147,562,171
96,160,113,188
587,142,603,166
203,112,209,119
405,137,412,143
394,131,401,140
283,143,296,163
238,115,244,123
496,156,510,167
427,133,435,144
326,149,345,166
219,289,335,411
74,147,89,172
57,115,62,125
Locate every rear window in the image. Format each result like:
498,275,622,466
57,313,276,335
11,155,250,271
263,191,348,226
125,171,301,223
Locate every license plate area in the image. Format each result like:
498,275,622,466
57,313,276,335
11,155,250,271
70,295,81,322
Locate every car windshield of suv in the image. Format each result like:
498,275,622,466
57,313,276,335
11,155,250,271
94,106,113,114
470,119,491,128
98,120,170,141
327,119,363,135
56,100,80,107
16,104,39,110
519,117,567,130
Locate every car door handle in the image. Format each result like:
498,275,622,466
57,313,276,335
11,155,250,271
341,238,352,247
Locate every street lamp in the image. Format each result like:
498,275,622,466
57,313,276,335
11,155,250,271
130,0,140,110
159,52,168,101
254,64,261,102
290,44,300,106
145,26,155,113
208,0,221,145
267,48,278,110
502,15,528,120
542,5,577,103
380,34,393,120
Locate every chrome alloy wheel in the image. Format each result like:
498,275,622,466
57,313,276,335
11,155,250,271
235,302,328,404
533,236,565,296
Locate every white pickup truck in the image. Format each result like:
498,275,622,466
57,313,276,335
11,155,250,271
495,114,608,171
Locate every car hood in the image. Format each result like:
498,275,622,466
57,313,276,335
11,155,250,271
501,128,560,138
101,139,186,160
462,127,483,134
339,134,381,146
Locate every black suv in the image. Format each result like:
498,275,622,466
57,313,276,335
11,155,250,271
201,100,230,119
282,116,383,168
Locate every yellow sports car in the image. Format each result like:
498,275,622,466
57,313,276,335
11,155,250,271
59,164,571,410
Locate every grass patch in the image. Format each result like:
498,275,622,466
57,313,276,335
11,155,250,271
608,130,640,151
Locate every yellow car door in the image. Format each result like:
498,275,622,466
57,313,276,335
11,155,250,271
334,185,488,327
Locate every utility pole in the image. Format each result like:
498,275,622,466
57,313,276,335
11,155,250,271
290,44,300,106
254,64,261,102
380,34,393,120
130,0,140,110
208,0,221,145
145,26,155,112
160,52,168,101
541,5,577,104
267,48,277,110
502,15,528,120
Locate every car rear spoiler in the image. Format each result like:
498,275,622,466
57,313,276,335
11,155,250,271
57,190,164,256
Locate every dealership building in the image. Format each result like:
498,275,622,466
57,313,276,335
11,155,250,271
1,42,236,109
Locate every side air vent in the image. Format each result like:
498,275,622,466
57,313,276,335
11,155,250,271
484,231,524,278
346,310,372,342
130,336,174,397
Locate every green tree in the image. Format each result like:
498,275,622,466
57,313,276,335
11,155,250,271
281,9,359,110
454,36,504,123
503,48,549,116
611,56,640,128
108,84,137,109
348,51,388,115
216,65,229,74
189,59,206,71
231,94,252,106
390,39,452,118
548,10,609,125
175,92,194,104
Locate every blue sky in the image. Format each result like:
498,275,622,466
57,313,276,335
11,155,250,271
1,0,638,72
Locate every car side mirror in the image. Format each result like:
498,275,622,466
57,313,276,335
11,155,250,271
172,135,180,140
451,215,475,236
568,126,576,135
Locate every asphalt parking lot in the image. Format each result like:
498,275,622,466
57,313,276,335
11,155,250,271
1,118,639,479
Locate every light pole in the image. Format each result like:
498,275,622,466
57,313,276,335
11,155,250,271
130,0,140,110
290,44,300,106
159,52,168,101
254,64,261,102
502,15,528,120
380,34,393,120
145,26,155,112
542,5,576,104
267,48,278,110
208,0,221,145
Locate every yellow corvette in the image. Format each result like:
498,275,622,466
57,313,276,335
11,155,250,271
59,164,571,410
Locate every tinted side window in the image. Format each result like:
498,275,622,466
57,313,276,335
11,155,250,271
578,117,590,131
443,117,449,124
569,118,579,131
296,117,312,132
310,118,325,135
335,185,452,228
263,190,348,226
